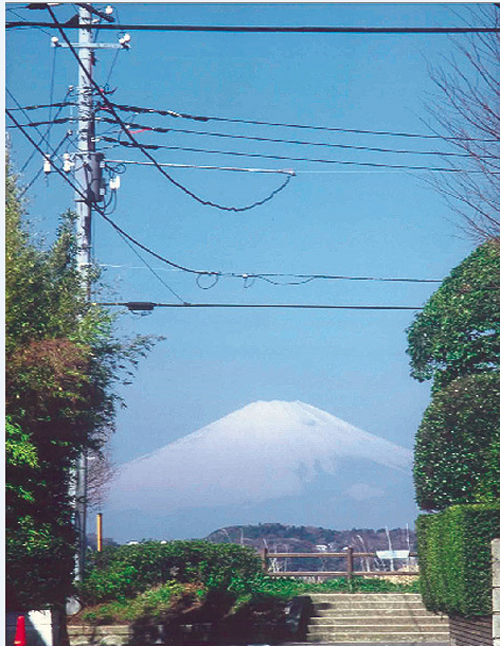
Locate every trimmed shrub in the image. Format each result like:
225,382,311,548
416,503,500,617
78,540,263,605
414,374,500,511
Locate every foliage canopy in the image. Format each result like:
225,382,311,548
407,240,500,392
408,240,500,512
5,161,154,610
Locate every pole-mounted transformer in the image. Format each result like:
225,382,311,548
87,151,106,203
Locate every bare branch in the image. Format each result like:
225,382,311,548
426,4,500,240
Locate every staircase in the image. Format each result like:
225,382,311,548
306,593,449,643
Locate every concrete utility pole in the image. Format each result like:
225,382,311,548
75,3,95,285
74,3,94,584
52,2,126,588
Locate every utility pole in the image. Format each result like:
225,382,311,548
75,4,94,284
74,2,94,584
50,3,128,593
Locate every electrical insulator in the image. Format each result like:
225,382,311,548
109,175,121,190
119,33,131,48
63,153,74,173
43,156,51,174
105,5,113,15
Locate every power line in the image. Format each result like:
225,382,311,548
6,117,74,129
106,157,452,175
44,7,295,214
6,8,53,35
6,108,192,318
100,136,493,174
10,111,443,287
14,100,494,144
105,158,295,175
97,257,443,284
66,203,444,287
107,101,496,143
7,101,76,111
98,117,482,159
47,44,58,154
7,21,500,34
6,88,83,196
6,109,441,294
19,90,75,173
5,109,247,301
114,229,187,305
95,301,425,311
104,46,120,89
19,130,72,197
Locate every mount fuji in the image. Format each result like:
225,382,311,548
104,401,417,541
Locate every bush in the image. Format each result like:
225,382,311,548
416,503,500,617
79,582,196,625
406,240,500,391
414,374,500,511
78,540,263,605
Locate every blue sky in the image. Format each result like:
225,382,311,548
6,3,480,537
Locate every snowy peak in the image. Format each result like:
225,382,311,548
148,399,410,473
108,401,412,515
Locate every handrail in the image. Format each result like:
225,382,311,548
266,570,419,579
262,547,419,580
266,551,418,558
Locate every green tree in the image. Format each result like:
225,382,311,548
5,161,154,610
407,240,500,511
407,239,500,392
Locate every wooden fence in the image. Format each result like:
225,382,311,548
262,548,419,580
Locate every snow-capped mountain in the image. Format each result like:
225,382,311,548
105,401,415,540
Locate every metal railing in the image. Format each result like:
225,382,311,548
262,548,419,580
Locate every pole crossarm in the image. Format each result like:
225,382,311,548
52,42,124,49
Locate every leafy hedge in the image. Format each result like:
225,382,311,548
414,373,500,511
78,540,263,605
416,503,500,617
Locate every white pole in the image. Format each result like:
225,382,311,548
74,3,94,583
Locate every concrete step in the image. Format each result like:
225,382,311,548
308,622,448,633
311,612,442,621
304,593,449,643
312,606,439,614
309,617,448,627
306,631,449,643
312,603,432,613
311,596,425,603
309,595,426,605
308,592,422,603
